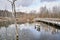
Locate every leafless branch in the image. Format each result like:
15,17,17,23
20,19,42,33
7,0,12,3
13,0,17,2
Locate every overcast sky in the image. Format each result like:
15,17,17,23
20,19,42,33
0,0,60,12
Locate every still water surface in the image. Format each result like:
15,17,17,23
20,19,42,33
0,23,60,40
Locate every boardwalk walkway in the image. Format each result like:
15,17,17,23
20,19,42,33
34,18,60,29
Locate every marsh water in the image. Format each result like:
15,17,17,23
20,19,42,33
0,22,60,40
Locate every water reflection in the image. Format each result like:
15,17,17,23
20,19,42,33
0,23,60,40
0,21,11,27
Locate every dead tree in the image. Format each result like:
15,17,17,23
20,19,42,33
7,0,19,40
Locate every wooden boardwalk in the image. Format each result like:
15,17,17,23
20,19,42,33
34,18,60,29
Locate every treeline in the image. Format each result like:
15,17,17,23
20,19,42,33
38,6,60,18
0,10,12,17
0,6,60,23
0,6,60,18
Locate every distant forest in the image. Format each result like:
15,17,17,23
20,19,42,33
0,6,60,18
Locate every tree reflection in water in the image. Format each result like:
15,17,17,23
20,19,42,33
0,21,11,40
0,23,60,40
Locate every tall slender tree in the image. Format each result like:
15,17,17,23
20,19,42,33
7,0,19,40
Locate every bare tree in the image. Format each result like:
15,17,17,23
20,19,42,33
7,0,19,40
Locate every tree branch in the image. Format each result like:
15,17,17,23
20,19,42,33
7,0,12,3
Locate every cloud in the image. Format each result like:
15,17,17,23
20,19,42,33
40,0,59,2
0,0,60,12
16,0,34,7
